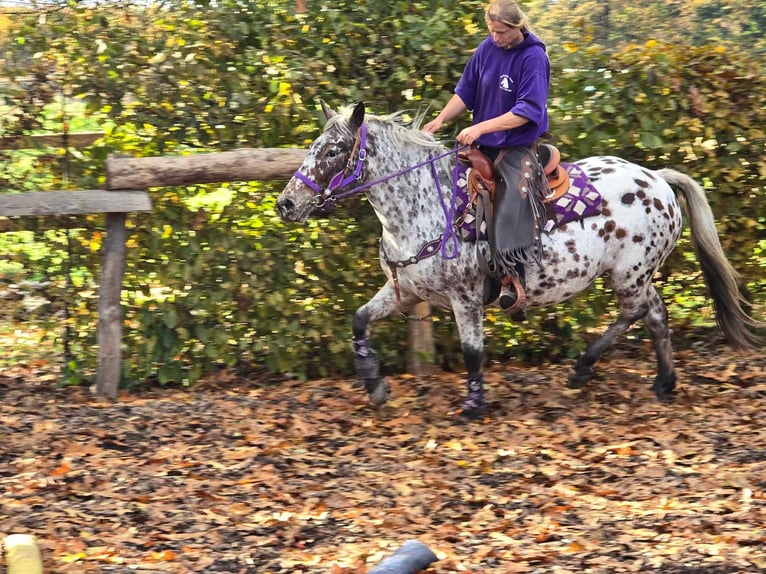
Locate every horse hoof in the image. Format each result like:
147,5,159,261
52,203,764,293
653,374,677,402
654,387,676,403
567,370,592,389
367,378,390,408
653,383,676,403
453,401,487,421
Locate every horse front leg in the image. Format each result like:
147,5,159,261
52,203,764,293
451,299,486,419
352,281,418,408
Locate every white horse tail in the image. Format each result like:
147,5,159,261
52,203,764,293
657,168,762,349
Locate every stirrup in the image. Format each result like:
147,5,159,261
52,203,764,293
498,286,517,310
499,275,527,318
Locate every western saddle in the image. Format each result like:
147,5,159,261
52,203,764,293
458,142,569,205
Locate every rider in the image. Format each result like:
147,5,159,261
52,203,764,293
423,0,550,318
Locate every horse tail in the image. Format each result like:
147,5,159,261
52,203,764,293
657,168,762,350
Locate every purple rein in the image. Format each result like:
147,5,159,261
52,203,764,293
292,123,466,260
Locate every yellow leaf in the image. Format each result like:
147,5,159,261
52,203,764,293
151,550,177,561
445,439,462,451
59,552,86,563
562,42,579,53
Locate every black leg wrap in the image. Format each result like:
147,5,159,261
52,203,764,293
363,377,381,395
354,349,388,407
457,374,487,420
352,324,389,407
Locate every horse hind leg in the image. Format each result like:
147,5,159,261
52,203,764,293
568,286,676,401
568,304,646,389
643,288,677,401
451,299,487,419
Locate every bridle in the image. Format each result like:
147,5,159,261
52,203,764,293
292,123,466,213
292,124,369,212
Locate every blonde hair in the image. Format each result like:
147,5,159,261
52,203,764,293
485,0,529,30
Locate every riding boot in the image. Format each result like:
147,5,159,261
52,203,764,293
498,263,527,321
478,144,546,320
483,276,501,306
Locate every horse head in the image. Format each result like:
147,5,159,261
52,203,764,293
277,101,367,222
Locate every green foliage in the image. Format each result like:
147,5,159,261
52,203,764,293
1,1,764,387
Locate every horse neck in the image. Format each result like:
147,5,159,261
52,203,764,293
364,138,456,248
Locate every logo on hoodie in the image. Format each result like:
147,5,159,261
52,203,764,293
499,75,514,93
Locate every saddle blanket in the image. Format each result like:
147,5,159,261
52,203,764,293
455,161,602,241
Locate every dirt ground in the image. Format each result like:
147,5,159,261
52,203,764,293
1,340,765,573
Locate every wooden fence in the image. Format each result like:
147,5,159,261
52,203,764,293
0,190,152,398
1,143,435,399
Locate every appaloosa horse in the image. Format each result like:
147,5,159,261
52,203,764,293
277,101,760,417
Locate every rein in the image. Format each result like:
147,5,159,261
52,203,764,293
293,124,469,314
293,124,467,212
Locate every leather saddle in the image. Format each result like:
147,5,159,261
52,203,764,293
458,147,496,203
459,144,570,206
538,143,570,202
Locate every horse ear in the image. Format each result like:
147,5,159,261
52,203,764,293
320,99,336,121
350,101,366,131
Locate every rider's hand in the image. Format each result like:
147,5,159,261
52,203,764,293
457,126,481,145
422,118,442,134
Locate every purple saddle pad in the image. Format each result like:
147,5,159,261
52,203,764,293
453,161,602,241
543,162,602,232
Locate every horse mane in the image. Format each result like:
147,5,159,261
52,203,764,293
326,105,443,150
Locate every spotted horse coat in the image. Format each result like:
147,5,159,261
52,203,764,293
277,101,761,419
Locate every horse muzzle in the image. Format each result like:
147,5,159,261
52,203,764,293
276,188,316,223
276,196,304,222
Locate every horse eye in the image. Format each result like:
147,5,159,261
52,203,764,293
324,145,350,160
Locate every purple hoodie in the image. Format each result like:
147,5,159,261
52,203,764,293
455,30,550,148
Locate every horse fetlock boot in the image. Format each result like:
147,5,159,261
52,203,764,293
355,354,379,380
356,357,389,405
457,375,487,419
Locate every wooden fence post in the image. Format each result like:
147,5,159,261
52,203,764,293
406,302,436,376
96,212,128,399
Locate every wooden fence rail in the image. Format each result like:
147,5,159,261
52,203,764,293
105,148,307,189
0,132,103,151
2,147,435,399
0,190,152,399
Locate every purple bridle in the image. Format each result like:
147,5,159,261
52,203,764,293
292,124,369,212
292,123,466,212
292,122,469,275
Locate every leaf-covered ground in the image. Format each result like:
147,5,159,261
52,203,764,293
1,341,765,573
